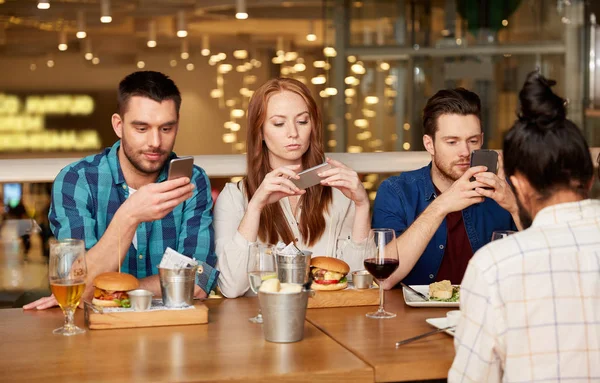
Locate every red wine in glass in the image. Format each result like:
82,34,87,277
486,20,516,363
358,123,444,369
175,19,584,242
364,258,399,280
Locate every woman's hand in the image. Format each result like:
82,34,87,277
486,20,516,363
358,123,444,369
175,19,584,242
248,165,305,211
319,158,369,207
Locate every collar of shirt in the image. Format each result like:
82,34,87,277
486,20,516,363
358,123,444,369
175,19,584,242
107,140,176,187
423,162,437,201
531,199,600,228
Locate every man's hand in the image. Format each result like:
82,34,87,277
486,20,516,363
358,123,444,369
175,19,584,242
122,177,195,224
23,294,58,310
473,152,519,215
193,286,208,299
434,166,488,215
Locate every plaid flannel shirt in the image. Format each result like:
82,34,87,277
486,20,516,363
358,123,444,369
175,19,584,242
49,140,219,293
449,199,600,382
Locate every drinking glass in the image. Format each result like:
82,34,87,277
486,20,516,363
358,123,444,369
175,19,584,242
247,243,277,324
491,230,516,241
48,238,87,336
363,229,399,319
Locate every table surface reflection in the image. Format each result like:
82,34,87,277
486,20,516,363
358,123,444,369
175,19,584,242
306,289,455,382
0,298,373,383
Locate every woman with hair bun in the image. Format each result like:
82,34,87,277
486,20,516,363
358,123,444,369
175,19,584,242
214,78,370,298
450,70,599,383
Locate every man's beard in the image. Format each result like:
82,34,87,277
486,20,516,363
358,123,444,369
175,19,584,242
433,156,465,183
121,139,168,175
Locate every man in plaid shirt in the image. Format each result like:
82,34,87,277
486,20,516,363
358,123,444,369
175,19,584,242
25,71,218,310
449,71,600,382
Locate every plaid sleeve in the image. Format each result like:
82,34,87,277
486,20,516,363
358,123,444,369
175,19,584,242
48,167,98,250
177,167,219,293
449,253,503,383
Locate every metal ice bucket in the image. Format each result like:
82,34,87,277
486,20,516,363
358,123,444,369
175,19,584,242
158,266,198,307
275,250,312,284
258,290,310,343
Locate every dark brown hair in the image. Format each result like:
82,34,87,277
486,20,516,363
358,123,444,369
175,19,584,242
504,71,592,199
422,88,481,138
244,78,332,246
117,71,181,116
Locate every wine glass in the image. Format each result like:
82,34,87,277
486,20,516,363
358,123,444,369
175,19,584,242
48,238,87,336
491,230,516,241
247,243,277,324
363,229,399,319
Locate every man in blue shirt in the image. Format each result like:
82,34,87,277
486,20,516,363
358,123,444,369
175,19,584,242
372,88,520,286
24,71,218,310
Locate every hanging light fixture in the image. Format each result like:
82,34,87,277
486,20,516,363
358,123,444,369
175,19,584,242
37,0,50,10
176,10,187,38
180,39,189,59
201,35,210,56
100,0,112,23
147,20,157,48
76,10,87,39
84,39,93,60
58,30,68,51
235,0,248,20
306,20,317,42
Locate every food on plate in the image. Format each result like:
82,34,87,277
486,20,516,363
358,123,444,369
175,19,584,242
428,280,460,302
310,257,349,291
92,272,139,308
259,278,281,293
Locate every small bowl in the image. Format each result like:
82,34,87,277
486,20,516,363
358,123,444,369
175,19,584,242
446,310,461,327
128,289,153,311
352,270,374,289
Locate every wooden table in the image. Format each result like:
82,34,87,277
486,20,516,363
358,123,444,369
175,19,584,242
0,298,373,382
306,290,455,382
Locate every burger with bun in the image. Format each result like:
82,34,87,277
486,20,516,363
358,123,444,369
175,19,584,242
92,272,139,308
310,257,349,291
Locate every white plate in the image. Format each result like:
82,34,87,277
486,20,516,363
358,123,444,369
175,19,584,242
425,317,456,337
402,285,460,308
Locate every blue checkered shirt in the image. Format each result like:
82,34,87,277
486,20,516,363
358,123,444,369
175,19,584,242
49,140,219,293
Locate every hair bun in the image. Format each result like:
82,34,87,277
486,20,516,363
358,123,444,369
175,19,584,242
518,70,566,125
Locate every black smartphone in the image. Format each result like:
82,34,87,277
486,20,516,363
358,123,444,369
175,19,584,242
167,156,194,181
469,150,498,182
291,162,333,189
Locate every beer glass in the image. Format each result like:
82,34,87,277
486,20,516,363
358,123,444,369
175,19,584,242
49,238,87,336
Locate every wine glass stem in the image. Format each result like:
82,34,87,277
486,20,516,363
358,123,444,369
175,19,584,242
378,283,385,312
64,307,75,329
257,308,262,319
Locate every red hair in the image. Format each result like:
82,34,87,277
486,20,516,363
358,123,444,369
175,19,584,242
244,78,332,246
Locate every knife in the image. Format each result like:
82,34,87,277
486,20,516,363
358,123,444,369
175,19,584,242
400,282,428,301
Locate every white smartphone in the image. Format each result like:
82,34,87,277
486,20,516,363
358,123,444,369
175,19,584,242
167,156,194,181
291,162,333,190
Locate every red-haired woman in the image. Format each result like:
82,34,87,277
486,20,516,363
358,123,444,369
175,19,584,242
214,78,370,298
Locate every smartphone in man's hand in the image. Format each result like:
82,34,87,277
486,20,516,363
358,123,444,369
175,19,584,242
469,150,498,182
167,156,194,181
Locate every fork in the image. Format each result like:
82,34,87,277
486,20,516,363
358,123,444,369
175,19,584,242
395,326,455,347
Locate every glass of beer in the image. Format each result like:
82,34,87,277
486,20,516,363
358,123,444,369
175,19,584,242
49,238,87,336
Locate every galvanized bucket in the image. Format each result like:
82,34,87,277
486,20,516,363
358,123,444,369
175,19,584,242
158,266,198,307
258,290,310,343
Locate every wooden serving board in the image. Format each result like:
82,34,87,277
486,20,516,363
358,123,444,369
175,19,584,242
307,284,379,309
84,301,208,330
